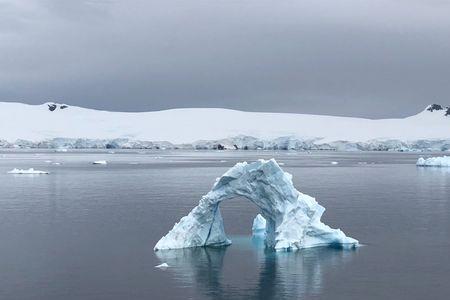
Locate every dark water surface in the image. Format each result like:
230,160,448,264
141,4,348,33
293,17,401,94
0,150,449,300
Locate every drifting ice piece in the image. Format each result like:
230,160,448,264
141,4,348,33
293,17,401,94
92,160,107,165
154,263,169,269
7,168,49,174
416,156,450,167
154,159,358,251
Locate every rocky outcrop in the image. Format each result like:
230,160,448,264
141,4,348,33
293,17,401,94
47,104,57,111
427,104,444,112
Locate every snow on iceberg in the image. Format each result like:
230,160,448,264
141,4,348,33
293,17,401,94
7,168,49,174
416,156,450,167
154,159,358,251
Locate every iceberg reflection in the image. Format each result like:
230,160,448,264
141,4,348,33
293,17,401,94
155,236,357,299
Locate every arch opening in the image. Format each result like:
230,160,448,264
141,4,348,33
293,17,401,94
210,195,263,237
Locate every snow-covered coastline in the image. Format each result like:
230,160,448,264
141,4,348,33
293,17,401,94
0,102,449,151
416,156,450,167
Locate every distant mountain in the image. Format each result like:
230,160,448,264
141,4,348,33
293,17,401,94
0,102,449,151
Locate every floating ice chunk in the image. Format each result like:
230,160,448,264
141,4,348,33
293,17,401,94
331,161,339,165
155,263,169,269
154,159,358,251
252,214,266,235
416,156,450,167
92,160,107,165
8,168,49,174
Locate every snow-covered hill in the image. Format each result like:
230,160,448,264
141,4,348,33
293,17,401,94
0,102,449,151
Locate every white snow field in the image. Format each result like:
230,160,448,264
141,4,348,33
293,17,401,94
7,168,49,174
154,159,358,251
416,156,450,167
0,102,449,151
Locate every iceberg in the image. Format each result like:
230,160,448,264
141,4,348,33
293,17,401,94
154,263,169,269
252,214,267,235
92,160,107,165
416,156,450,167
154,159,358,251
7,168,49,174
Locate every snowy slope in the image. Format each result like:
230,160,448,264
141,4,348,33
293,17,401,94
0,102,448,144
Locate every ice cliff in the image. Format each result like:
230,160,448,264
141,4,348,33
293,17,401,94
154,159,358,251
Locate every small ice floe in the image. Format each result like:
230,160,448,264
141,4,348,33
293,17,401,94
52,162,61,165
129,162,139,165
92,160,107,165
155,263,169,269
219,160,227,163
278,162,285,166
55,148,68,152
331,161,339,165
45,160,52,163
416,156,450,167
8,168,49,174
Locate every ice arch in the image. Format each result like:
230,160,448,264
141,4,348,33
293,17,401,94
154,159,358,251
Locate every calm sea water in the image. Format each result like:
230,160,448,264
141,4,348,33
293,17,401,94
0,150,449,300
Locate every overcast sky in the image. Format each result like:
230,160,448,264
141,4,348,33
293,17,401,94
1,0,449,118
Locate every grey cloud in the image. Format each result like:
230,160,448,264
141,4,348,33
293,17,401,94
1,0,450,118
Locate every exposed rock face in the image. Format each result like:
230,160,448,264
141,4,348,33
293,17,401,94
427,104,443,112
446,107,450,116
48,104,57,111
154,159,358,251
47,103,69,111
